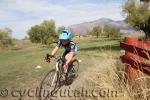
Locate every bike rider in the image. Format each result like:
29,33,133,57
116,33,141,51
45,28,77,80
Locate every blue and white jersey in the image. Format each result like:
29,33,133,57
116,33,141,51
56,40,77,54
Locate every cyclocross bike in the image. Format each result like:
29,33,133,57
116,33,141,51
38,54,79,100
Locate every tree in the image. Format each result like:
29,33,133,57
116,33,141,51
0,27,12,39
0,27,13,48
90,26,102,38
23,36,28,40
113,28,121,38
104,25,113,38
123,0,150,39
27,20,57,44
57,26,65,35
104,25,121,38
28,25,41,43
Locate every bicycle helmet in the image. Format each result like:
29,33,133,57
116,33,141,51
59,29,72,40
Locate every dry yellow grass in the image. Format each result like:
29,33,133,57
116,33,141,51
128,31,145,40
78,51,150,100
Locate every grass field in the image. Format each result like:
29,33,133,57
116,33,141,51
0,38,121,88
0,39,120,87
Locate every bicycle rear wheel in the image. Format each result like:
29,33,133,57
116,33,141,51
68,59,79,78
71,59,79,76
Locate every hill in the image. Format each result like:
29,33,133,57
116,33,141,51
69,18,135,35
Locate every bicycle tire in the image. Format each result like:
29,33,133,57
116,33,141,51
38,69,59,100
71,59,79,74
68,59,79,78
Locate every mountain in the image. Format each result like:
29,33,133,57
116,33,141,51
69,18,135,35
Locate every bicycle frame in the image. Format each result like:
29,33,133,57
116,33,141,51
49,55,78,87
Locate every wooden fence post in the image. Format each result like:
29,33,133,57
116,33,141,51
124,37,139,84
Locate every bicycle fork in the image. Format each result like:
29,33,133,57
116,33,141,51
51,63,59,87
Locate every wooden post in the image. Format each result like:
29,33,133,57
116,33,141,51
144,41,150,47
124,37,139,84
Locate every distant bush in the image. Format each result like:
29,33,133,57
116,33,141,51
0,27,13,48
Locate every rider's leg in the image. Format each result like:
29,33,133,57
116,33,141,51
64,52,74,73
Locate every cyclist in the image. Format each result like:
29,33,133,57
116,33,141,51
45,28,77,80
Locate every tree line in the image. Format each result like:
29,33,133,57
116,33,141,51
88,25,121,38
28,20,122,44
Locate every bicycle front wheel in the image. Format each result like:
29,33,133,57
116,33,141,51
38,69,59,100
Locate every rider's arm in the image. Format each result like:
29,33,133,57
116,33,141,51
51,40,61,56
51,46,59,56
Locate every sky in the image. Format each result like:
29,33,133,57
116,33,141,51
0,0,125,39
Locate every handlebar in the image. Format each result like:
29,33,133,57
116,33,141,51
46,54,63,61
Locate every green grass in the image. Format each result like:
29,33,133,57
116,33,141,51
76,38,121,56
0,38,121,88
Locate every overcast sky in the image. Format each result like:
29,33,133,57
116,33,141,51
0,0,124,39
